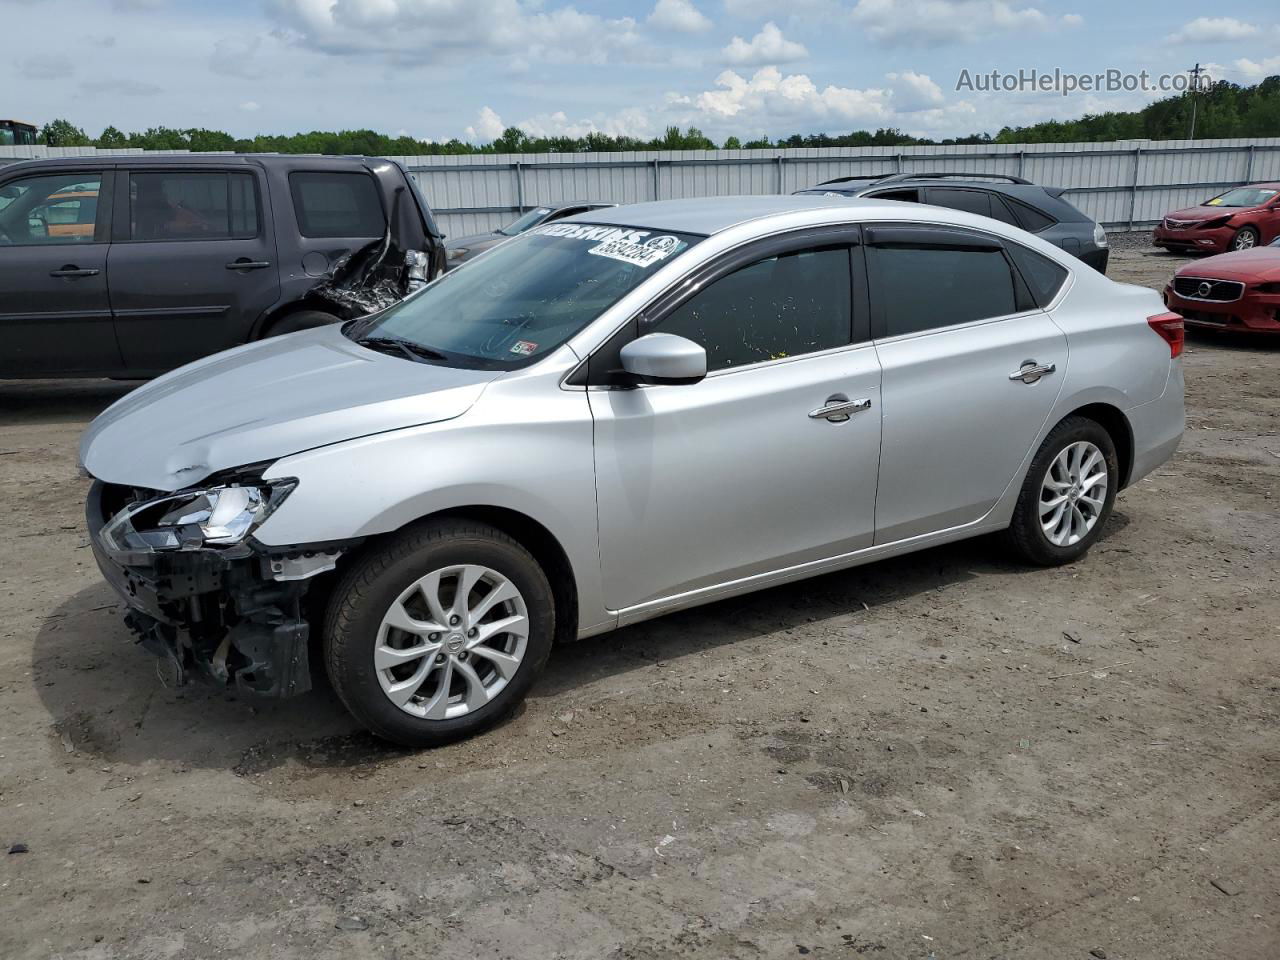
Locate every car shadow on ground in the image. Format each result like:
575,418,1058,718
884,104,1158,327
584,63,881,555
28,520,1119,775
0,379,139,426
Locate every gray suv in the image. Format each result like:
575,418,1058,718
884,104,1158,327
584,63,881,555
794,172,1109,273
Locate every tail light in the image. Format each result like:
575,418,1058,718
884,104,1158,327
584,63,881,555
1147,312,1184,358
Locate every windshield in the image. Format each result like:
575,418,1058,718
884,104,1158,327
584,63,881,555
1204,187,1278,208
498,207,554,236
347,222,703,369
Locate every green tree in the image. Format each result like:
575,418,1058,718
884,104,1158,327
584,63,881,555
40,119,91,147
96,125,127,148
722,136,742,150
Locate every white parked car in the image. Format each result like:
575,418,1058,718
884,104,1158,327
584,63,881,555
81,196,1185,746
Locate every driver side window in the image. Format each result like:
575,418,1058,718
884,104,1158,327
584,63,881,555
0,172,103,245
655,246,854,372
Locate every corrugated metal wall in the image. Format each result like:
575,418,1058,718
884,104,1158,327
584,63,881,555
5,139,1280,239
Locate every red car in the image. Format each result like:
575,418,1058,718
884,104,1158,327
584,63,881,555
1163,241,1280,334
1152,183,1280,254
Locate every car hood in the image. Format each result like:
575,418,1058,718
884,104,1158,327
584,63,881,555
1175,247,1280,282
1164,204,1252,222
450,231,504,250
80,325,498,492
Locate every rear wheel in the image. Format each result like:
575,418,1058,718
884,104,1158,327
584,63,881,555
323,519,554,747
1002,416,1119,566
1230,226,1259,252
262,309,340,339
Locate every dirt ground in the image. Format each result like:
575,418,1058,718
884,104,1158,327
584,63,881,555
1,235,1277,960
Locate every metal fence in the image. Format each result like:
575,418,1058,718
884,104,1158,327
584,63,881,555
5,137,1280,239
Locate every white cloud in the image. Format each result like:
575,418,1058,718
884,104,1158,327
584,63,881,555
239,100,261,112
270,0,652,66
1166,17,1259,45
721,22,808,66
648,0,711,33
723,0,839,18
464,106,506,142
886,71,945,111
849,0,1066,47
1061,13,1083,27
1202,56,1280,83
211,36,267,79
690,66,890,125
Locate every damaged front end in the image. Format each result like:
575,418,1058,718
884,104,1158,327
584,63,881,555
86,475,351,698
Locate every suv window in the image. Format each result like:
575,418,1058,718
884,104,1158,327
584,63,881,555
0,173,103,245
290,171,385,238
656,246,852,371
130,171,258,241
869,188,921,203
868,233,1018,336
1007,243,1069,306
927,187,992,218
1004,197,1056,232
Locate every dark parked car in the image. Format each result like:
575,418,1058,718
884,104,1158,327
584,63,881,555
794,172,1109,273
0,154,446,379
445,201,616,268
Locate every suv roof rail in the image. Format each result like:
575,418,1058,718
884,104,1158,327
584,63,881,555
816,171,1033,188
816,174,894,185
892,171,1033,185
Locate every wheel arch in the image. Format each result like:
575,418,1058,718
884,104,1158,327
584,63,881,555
1062,401,1134,488
334,504,581,647
251,295,344,340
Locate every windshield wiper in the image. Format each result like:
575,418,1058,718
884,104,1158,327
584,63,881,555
354,336,448,364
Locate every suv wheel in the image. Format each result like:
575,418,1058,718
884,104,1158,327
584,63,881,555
1230,226,1259,251
1002,416,1119,566
323,519,555,746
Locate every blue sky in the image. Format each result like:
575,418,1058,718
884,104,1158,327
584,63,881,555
4,0,1279,143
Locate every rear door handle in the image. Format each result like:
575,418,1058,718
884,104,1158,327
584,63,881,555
226,259,271,271
809,396,872,422
1009,361,1056,384
49,266,99,278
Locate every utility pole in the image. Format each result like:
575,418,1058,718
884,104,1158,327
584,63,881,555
1187,63,1205,140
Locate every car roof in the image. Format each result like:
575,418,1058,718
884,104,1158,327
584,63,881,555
576,194,856,235
0,153,386,171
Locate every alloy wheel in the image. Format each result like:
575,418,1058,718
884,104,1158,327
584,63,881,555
1233,230,1257,250
374,564,529,720
1039,440,1108,547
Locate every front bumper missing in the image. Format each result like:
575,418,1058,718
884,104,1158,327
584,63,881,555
86,480,346,698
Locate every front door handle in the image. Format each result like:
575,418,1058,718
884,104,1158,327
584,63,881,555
1009,360,1056,384
226,259,272,271
49,265,99,278
809,396,872,422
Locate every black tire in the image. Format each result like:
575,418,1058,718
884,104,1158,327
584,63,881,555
323,519,555,747
1230,226,1260,252
1002,415,1120,567
262,309,340,338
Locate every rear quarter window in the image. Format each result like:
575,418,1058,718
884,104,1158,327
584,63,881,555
1006,243,1070,306
290,171,386,238
1005,197,1056,232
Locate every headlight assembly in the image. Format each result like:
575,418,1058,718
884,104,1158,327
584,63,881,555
100,481,296,556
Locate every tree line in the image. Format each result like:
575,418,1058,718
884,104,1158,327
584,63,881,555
35,76,1280,155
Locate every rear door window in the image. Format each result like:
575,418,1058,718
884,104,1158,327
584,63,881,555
926,187,993,219
289,171,386,238
129,171,259,241
656,245,853,371
867,227,1020,337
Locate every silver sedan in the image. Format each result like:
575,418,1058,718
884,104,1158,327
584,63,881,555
81,195,1185,746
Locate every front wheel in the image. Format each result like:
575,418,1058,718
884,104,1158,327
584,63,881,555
1002,416,1119,566
323,519,555,747
1230,226,1259,252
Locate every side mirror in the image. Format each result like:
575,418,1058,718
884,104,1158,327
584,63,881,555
619,333,707,385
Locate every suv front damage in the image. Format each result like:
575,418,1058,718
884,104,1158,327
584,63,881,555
86,472,354,697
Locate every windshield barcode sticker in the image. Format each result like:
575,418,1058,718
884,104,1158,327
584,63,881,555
530,223,684,268
588,234,682,267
